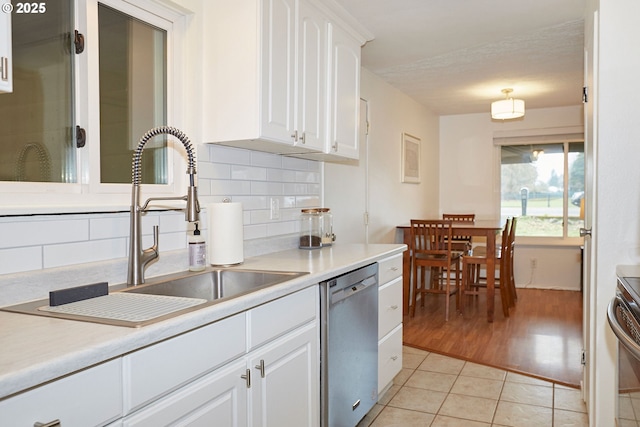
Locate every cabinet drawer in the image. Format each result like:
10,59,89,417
123,312,246,413
378,254,402,285
378,277,403,339
248,285,318,350
0,358,122,427
378,324,403,394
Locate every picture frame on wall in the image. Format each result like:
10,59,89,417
401,133,421,183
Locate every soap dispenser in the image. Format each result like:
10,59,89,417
189,222,206,271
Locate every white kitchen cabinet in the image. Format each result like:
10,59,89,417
203,0,365,160
248,322,318,427
0,358,123,426
204,0,324,155
123,312,247,413
325,21,361,160
122,286,319,426
377,254,403,395
0,5,12,93
121,359,248,427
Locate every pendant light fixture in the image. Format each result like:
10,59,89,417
491,88,525,120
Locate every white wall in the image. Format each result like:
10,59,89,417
325,68,440,245
439,106,584,290
586,0,640,424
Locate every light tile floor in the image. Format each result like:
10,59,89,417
358,346,588,427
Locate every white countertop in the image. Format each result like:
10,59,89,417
0,243,405,400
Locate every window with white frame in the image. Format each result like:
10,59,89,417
500,140,584,239
0,0,186,210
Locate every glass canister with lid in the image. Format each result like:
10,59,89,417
299,208,323,249
319,208,335,246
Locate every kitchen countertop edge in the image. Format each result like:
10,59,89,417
0,243,406,400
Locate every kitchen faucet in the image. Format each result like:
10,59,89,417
127,126,200,286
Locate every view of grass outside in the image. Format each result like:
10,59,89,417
500,142,584,238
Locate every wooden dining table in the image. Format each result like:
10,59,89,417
397,219,503,322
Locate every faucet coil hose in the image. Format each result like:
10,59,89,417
131,126,196,185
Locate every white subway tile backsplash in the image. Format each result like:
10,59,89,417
210,179,252,195
0,144,322,283
209,145,252,165
244,224,267,240
43,238,127,269
250,181,284,195
231,165,267,181
90,214,130,240
250,151,283,168
0,218,89,249
0,247,43,273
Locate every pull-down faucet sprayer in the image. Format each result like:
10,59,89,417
127,126,200,286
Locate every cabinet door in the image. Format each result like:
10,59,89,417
296,0,325,152
328,22,360,159
0,359,122,427
261,0,297,144
249,322,319,427
122,360,248,427
0,7,11,93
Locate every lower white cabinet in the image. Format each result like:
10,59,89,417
0,358,123,427
123,285,319,427
0,286,319,427
248,322,318,427
377,254,403,395
122,359,248,427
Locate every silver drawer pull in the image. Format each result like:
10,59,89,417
1,57,8,81
390,305,399,310
34,421,61,427
389,267,399,271
241,368,251,388
390,355,398,361
255,359,265,378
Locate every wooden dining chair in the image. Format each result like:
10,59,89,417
442,213,475,254
469,216,518,307
460,217,512,318
410,219,461,321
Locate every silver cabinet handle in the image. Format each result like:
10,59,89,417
579,227,592,237
241,368,251,388
300,132,305,144
390,267,399,272
1,57,8,81
255,359,265,378
332,141,338,152
291,130,298,142
34,421,61,427
390,305,399,310
390,355,398,361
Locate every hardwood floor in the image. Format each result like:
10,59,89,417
403,287,583,388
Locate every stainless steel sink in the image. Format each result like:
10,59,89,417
119,268,308,301
0,268,308,327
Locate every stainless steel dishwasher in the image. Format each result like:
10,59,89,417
320,263,378,427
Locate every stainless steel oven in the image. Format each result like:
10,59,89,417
607,276,640,424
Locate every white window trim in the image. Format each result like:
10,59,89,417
0,0,190,215
494,127,585,244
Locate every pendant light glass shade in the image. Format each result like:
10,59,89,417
491,89,525,119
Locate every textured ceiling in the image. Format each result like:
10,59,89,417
334,0,586,116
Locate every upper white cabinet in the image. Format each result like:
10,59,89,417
202,0,367,160
0,8,12,93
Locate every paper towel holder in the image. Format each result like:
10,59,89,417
209,199,244,267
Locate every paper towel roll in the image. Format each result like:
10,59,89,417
208,202,244,266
